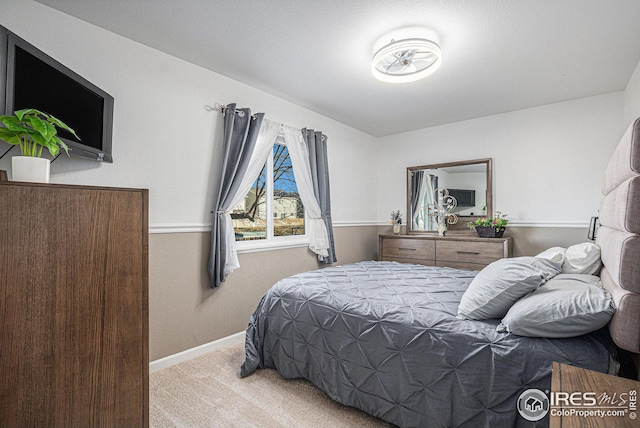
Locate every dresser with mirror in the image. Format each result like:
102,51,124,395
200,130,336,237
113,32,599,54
379,158,512,269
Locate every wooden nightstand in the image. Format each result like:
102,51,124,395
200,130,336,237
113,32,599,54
550,362,639,427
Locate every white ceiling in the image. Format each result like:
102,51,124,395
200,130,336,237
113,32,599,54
36,0,640,137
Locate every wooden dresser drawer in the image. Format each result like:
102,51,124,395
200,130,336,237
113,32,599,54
437,240,505,266
380,237,435,262
379,234,511,270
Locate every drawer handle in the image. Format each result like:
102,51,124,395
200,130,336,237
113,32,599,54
399,247,417,251
457,251,480,255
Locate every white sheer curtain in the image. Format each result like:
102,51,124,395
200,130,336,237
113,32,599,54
281,125,330,258
220,119,281,274
414,173,428,229
425,174,438,230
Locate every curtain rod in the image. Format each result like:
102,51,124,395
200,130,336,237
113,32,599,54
205,102,326,141
204,102,257,120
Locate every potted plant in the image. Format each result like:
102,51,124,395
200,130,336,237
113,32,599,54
467,211,509,238
388,210,402,234
0,108,78,183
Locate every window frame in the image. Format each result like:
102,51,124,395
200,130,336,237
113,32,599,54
235,135,309,253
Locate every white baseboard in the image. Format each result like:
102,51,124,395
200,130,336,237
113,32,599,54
149,331,245,373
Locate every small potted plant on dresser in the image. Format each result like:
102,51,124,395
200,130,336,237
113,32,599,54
0,108,79,183
389,210,402,234
467,211,509,238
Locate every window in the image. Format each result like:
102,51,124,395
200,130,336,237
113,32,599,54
232,139,305,244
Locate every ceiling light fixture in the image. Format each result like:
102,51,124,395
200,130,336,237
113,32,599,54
371,38,442,83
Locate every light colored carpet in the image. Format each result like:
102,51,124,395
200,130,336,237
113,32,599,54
150,341,393,427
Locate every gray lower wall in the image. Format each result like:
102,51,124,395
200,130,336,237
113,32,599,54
149,224,591,361
149,225,380,361
505,226,591,256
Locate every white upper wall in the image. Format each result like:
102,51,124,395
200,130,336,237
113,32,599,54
2,1,639,233
0,0,379,229
376,93,625,227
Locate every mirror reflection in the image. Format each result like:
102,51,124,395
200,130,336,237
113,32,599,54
407,159,492,233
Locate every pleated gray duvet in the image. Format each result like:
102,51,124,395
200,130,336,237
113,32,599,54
240,261,615,427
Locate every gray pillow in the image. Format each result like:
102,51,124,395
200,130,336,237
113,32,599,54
457,257,561,320
496,274,615,338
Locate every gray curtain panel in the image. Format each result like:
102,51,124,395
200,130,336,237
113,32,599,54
411,169,424,229
302,128,336,264
208,104,264,287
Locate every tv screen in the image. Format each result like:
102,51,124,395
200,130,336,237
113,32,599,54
1,27,114,162
448,189,476,207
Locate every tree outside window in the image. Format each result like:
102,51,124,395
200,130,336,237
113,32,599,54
232,142,305,241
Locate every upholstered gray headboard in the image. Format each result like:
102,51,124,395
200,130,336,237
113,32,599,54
597,117,640,354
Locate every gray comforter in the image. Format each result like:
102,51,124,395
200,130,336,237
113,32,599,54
240,261,615,427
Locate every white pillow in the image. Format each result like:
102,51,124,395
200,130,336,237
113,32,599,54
552,273,603,286
562,242,602,274
457,257,561,320
497,275,615,338
536,247,566,264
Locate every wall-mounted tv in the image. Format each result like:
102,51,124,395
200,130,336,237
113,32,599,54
448,188,476,207
0,26,114,162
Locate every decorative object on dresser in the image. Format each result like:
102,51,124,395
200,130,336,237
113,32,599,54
379,233,512,270
0,109,79,183
388,209,402,234
467,211,509,238
407,158,492,233
0,180,149,427
428,187,458,236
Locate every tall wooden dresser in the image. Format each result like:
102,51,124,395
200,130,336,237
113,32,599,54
379,234,512,270
0,177,149,427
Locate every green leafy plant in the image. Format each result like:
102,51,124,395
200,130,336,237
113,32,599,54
0,108,79,157
467,211,509,231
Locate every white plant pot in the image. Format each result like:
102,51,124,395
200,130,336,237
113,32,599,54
12,156,51,183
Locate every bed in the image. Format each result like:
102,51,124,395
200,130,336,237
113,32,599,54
240,117,640,427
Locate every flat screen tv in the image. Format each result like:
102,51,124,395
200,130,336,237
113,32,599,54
448,188,476,207
0,26,114,162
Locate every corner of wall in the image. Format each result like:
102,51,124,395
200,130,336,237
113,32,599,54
624,57,640,126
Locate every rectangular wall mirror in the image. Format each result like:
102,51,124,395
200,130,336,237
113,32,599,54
407,158,492,233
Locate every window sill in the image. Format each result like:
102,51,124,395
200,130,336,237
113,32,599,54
235,236,310,254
